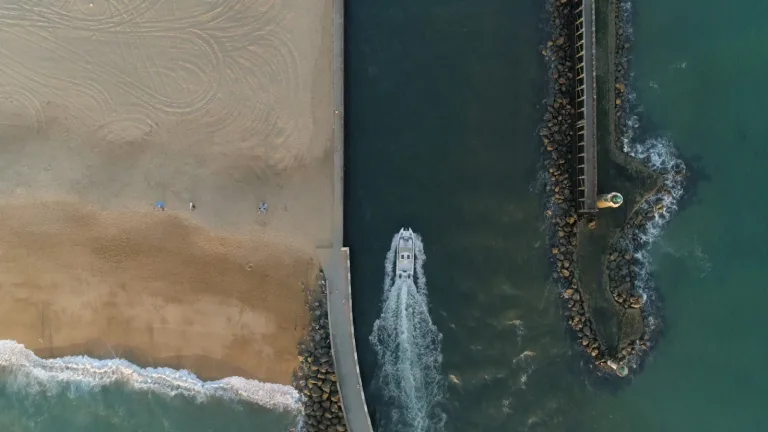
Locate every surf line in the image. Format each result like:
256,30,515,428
0,339,301,411
540,0,686,377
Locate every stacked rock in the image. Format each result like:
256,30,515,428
601,181,678,369
542,0,607,364
614,333,652,364
540,0,576,216
605,249,644,309
614,1,631,142
293,271,347,432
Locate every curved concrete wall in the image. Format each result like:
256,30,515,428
327,0,374,429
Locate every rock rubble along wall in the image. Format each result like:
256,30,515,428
541,0,608,363
293,271,347,432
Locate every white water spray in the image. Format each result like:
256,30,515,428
0,340,301,412
370,230,446,432
614,0,686,327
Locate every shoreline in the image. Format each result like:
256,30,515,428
0,339,302,412
0,0,337,405
0,199,319,386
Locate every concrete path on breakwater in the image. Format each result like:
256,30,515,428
325,0,374,430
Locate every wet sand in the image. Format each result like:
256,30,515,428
0,0,334,384
0,200,321,383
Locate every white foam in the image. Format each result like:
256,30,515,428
619,0,634,40
615,0,687,310
621,136,685,302
0,340,301,412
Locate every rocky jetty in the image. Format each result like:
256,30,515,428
293,271,347,432
541,0,682,375
614,0,632,148
541,0,608,364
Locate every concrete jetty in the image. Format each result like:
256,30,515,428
326,0,375,430
574,0,598,214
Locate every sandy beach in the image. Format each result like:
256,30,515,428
0,0,334,385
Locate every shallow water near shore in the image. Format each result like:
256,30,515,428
0,382,297,432
0,341,299,431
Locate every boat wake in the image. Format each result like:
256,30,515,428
0,340,301,412
370,230,446,432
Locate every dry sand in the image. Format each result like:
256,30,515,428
0,0,334,384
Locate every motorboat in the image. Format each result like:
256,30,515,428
396,228,415,280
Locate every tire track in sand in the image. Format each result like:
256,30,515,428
0,0,322,178
0,86,46,135
0,48,115,126
10,0,162,32
1,23,222,117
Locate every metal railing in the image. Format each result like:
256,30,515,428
573,0,598,213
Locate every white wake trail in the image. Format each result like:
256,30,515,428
371,230,446,432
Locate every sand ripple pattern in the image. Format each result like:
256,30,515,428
0,0,324,172
0,86,46,135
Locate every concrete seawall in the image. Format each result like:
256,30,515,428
326,248,374,432
326,0,375,429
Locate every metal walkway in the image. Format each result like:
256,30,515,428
574,0,598,213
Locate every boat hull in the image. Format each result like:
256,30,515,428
395,228,415,280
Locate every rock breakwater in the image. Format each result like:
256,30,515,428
604,0,686,369
614,0,635,149
541,0,685,376
541,0,608,363
293,271,348,432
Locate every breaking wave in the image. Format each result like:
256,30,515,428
0,340,301,412
622,137,685,305
370,230,446,432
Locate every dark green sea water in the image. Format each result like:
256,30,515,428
2,0,766,431
346,0,768,431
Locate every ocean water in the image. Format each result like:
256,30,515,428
347,0,768,431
